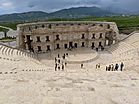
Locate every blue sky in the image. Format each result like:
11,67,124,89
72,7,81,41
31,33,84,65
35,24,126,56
0,0,139,15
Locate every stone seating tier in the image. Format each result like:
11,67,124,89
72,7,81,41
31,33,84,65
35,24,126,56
0,44,38,61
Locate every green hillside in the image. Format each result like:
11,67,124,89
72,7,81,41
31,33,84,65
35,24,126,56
49,7,114,18
48,16,139,34
0,16,139,34
0,11,48,22
0,27,9,32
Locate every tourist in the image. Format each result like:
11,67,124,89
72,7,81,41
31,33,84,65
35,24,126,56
58,54,60,58
115,63,119,71
55,57,57,62
108,65,111,71
98,63,100,68
58,59,60,63
55,66,57,71
120,62,124,71
66,53,68,56
96,64,98,69
111,64,114,71
65,62,67,66
58,66,60,70
81,64,83,68
55,63,57,67
63,55,65,59
106,66,108,71
62,64,64,71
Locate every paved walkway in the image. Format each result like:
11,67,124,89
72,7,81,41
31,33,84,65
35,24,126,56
0,25,13,31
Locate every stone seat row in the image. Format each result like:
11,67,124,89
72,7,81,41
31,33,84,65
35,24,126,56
0,71,17,74
0,60,18,71
0,44,37,60
130,41,139,49
110,58,134,64
22,69,47,72
0,56,20,61
124,33,139,44
110,42,135,57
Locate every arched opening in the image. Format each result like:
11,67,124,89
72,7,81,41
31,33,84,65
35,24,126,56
64,44,68,49
37,46,42,52
69,42,73,48
99,42,102,47
92,42,95,49
56,44,60,49
47,45,51,51
74,43,78,48
81,42,85,47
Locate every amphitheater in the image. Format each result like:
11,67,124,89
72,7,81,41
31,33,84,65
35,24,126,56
0,21,139,104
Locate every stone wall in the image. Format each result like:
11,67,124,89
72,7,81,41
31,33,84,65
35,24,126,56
17,21,119,53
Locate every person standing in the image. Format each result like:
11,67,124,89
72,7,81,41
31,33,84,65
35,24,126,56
55,66,57,71
63,55,65,59
108,65,111,71
106,66,108,71
55,63,57,71
81,64,83,68
58,59,60,63
62,64,64,71
120,62,124,71
115,63,119,71
55,57,57,63
66,53,68,56
58,66,60,70
96,64,98,69
58,54,60,58
111,64,114,71
98,63,100,68
65,62,67,66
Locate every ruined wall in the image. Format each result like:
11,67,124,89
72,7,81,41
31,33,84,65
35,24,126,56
17,21,119,53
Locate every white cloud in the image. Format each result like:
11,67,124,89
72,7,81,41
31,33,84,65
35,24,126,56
0,0,139,15
0,1,15,9
1,2,13,7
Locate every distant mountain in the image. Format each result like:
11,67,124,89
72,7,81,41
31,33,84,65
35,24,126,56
104,6,130,15
0,11,48,22
104,6,139,15
49,7,115,18
0,7,116,22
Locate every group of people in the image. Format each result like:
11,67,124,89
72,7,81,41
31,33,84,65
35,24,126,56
54,52,124,72
54,53,68,71
106,62,124,71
